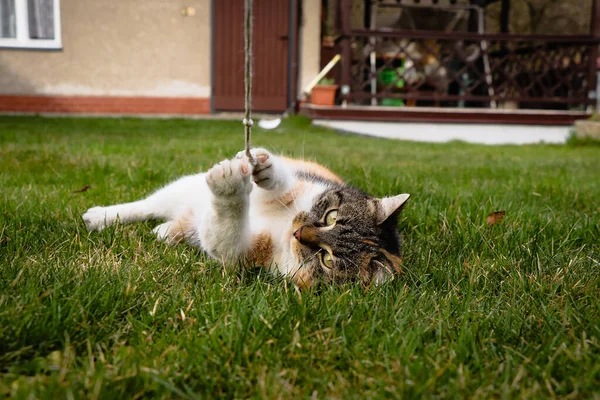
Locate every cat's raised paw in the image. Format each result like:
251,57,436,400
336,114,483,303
206,158,253,197
82,206,113,232
237,148,276,190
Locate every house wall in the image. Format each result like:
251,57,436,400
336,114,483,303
298,0,322,97
0,0,322,114
0,0,211,114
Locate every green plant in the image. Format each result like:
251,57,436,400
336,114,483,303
317,77,336,86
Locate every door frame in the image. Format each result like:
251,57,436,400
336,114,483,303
210,0,300,114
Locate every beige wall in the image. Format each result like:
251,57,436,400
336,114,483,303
298,0,321,97
0,0,211,97
1,0,323,104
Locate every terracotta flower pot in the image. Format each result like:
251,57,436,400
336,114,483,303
311,85,339,106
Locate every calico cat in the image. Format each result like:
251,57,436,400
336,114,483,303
82,148,410,288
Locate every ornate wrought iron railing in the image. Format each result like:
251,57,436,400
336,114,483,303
342,31,597,110
337,0,600,112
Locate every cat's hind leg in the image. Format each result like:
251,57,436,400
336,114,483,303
82,174,206,232
83,201,154,232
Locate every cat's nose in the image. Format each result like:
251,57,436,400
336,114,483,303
293,227,303,241
293,226,321,247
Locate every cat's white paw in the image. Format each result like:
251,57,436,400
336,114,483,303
152,222,173,241
236,148,276,190
152,221,184,244
206,158,253,197
82,206,114,231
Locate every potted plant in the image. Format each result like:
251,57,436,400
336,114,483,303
311,77,338,106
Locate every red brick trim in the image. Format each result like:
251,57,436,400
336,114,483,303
0,95,210,115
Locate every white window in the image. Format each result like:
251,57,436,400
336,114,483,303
0,0,61,49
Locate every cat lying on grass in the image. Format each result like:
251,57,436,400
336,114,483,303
83,148,410,288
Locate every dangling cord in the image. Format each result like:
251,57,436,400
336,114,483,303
243,0,255,165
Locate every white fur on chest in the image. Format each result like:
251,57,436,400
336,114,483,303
248,181,322,274
181,172,324,275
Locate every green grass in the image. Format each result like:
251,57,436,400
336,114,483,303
1,115,599,399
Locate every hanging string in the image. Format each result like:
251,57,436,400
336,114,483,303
243,0,255,164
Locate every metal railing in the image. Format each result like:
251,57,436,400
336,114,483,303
338,0,600,112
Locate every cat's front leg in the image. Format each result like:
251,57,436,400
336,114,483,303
199,158,254,262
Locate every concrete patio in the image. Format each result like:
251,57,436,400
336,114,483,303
313,120,573,145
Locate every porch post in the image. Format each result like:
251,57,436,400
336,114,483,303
500,0,510,33
591,0,600,112
363,0,371,28
340,0,352,106
593,0,600,36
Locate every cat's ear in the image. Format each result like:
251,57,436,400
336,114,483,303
367,250,403,286
376,194,410,225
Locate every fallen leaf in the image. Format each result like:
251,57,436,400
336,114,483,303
486,210,506,226
72,185,91,193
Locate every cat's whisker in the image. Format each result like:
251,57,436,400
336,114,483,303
343,177,356,186
273,193,297,215
344,257,362,272
296,248,321,270
288,248,320,286
276,199,293,214
288,188,301,214
338,213,360,226
292,193,302,214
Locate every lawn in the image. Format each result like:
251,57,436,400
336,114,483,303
0,115,599,399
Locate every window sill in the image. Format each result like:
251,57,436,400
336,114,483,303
0,39,63,50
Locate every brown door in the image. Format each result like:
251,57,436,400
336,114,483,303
213,0,290,112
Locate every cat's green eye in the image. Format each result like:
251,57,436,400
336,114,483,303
325,210,338,226
321,252,334,269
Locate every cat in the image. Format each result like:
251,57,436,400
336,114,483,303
82,148,410,288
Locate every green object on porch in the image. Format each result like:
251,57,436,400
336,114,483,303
381,98,404,106
378,66,405,88
378,68,397,86
378,64,405,106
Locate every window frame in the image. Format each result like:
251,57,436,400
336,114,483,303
0,0,62,49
